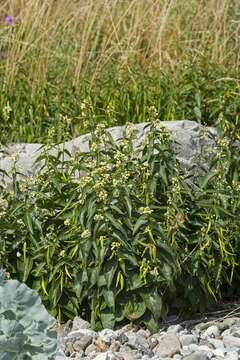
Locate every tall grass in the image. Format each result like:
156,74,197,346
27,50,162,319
0,0,239,142
1,0,240,87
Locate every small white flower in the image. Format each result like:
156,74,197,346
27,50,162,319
94,214,104,221
81,229,91,238
138,207,153,215
91,142,98,151
64,219,71,226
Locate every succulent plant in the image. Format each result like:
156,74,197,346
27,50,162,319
0,269,58,359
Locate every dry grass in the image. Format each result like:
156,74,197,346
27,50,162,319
0,0,239,89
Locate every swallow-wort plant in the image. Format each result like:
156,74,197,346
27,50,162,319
0,122,239,331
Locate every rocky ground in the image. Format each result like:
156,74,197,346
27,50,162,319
55,310,240,360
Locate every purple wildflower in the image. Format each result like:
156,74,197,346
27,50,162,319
0,51,9,60
3,15,16,26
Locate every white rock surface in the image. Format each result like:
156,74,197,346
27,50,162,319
0,120,221,186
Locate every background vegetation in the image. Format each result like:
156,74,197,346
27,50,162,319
0,0,239,330
0,0,239,142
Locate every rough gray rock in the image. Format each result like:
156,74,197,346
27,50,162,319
55,315,240,359
179,334,198,347
153,333,181,357
182,351,210,360
0,120,220,187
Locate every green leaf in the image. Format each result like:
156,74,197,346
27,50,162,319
123,298,146,320
142,312,160,333
141,289,163,320
128,272,144,290
24,212,33,234
105,212,128,238
199,170,217,189
103,260,118,289
99,309,115,329
89,267,99,288
133,217,148,235
102,290,115,310
159,165,168,185
22,258,33,282
120,253,138,266
124,196,132,217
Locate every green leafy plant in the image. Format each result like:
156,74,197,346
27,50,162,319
0,269,58,359
0,121,239,331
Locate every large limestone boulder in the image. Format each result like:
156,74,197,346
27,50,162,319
0,120,221,186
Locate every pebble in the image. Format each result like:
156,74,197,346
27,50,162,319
153,333,181,357
179,334,198,347
55,316,240,359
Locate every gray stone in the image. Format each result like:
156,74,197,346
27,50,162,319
230,329,240,337
180,334,198,347
224,352,239,360
229,323,240,335
207,338,225,350
195,321,218,332
98,329,118,344
221,328,231,337
181,345,195,356
95,338,110,352
153,333,181,357
219,318,240,331
136,329,151,338
223,334,240,348
211,348,225,357
93,353,110,360
167,324,184,334
197,345,214,355
127,334,148,349
182,350,210,360
117,352,140,360
202,325,220,339
72,316,91,331
109,341,121,352
173,355,183,360
73,335,92,351
54,304,240,360
65,341,75,355
185,344,199,353
0,120,223,186
148,336,159,350
69,352,84,359
116,331,129,345
85,343,97,356
112,350,140,360
126,334,152,356
68,329,98,340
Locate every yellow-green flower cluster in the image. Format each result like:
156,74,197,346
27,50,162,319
110,241,121,258
113,151,129,164
171,176,181,194
138,206,153,215
78,176,92,189
81,229,91,238
232,180,240,191
94,213,104,221
126,123,136,137
97,190,108,203
90,142,98,152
